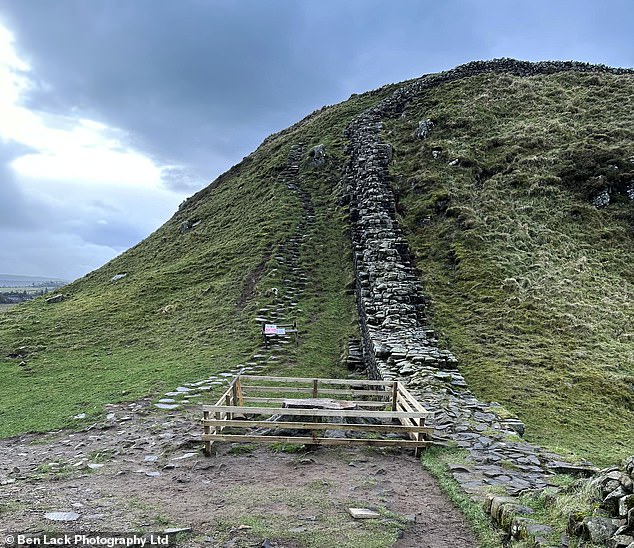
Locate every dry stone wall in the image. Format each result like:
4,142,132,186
582,457,634,546
343,59,633,387
342,59,634,546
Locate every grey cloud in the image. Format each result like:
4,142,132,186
32,188,156,249
77,220,145,250
0,142,36,228
0,0,486,184
1,1,322,170
0,229,118,280
160,166,207,194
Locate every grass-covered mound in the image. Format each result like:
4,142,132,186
387,71,634,464
0,89,389,438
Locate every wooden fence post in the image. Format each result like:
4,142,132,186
225,393,232,420
203,409,211,456
235,376,244,406
391,381,398,411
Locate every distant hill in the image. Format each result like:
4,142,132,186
0,59,632,465
0,274,67,287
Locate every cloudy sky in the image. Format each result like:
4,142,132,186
0,0,632,280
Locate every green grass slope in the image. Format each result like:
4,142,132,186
387,71,634,464
0,89,388,437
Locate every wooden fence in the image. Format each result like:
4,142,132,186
201,375,433,456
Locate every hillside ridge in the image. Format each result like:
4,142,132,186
176,57,633,223
1,58,634,545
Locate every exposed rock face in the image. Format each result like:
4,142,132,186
308,144,327,167
415,119,434,139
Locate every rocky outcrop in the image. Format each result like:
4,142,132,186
308,144,327,168
567,457,634,547
415,119,434,139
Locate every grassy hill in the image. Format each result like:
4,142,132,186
0,89,390,437
1,62,632,465
387,70,634,464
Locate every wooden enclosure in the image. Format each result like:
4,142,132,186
201,375,434,456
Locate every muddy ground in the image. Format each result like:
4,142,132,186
0,400,478,547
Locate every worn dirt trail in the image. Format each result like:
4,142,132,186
0,400,478,548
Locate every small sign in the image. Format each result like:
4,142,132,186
264,324,277,335
276,327,286,335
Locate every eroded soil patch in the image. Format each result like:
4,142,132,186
0,402,477,547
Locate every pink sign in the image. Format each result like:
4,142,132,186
264,324,277,335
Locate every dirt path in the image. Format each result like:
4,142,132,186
0,401,477,548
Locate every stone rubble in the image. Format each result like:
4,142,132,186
563,457,634,547
415,119,434,139
343,338,364,371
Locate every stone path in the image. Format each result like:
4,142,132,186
154,144,315,411
258,142,316,343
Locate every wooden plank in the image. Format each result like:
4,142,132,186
238,377,245,406
242,396,387,408
201,419,434,434
225,393,232,420
396,390,427,414
391,382,398,411
397,385,429,413
241,385,390,397
395,393,428,447
214,407,221,435
282,398,357,410
396,392,417,413
239,375,394,386
395,393,420,428
201,434,432,447
234,377,244,407
398,391,427,414
202,404,432,419
240,386,314,394
213,383,236,407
